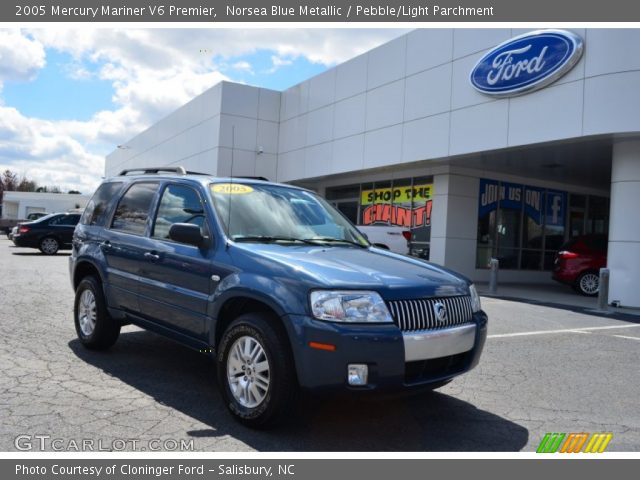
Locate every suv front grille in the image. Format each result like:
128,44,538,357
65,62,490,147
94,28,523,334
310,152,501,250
388,296,473,332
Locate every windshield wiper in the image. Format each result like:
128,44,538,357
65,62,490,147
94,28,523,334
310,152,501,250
232,235,317,245
304,237,369,248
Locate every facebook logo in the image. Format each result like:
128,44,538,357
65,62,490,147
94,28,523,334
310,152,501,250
545,191,567,227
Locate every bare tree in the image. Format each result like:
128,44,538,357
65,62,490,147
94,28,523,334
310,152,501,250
17,178,38,192
2,170,19,191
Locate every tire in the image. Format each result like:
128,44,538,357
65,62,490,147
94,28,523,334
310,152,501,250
575,271,600,297
74,275,120,350
217,313,297,428
39,236,60,255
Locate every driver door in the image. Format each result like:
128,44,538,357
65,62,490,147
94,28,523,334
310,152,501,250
137,182,217,340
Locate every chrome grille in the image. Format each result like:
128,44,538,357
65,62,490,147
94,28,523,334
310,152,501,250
388,296,473,332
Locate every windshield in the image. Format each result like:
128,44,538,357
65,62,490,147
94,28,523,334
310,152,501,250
210,183,369,246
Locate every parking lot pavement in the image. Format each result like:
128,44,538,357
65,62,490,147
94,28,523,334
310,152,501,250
1,238,639,452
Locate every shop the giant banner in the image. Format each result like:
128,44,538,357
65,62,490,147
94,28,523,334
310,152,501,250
361,183,432,227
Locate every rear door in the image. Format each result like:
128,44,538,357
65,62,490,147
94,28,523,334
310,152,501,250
137,182,218,339
49,214,81,246
103,182,160,313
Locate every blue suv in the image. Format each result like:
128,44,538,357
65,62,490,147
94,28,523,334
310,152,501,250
70,167,487,427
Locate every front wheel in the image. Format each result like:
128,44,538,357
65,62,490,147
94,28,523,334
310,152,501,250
217,313,297,428
74,275,120,350
575,271,600,296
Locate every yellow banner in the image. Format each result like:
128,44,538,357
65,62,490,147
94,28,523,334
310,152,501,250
361,184,433,205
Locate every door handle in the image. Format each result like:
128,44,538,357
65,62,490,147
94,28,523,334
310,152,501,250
144,251,160,261
100,241,112,250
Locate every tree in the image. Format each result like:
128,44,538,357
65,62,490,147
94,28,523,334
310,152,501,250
2,170,19,191
68,190,81,194
17,178,37,192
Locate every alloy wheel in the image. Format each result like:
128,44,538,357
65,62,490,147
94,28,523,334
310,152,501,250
78,289,97,336
226,335,271,408
579,273,600,295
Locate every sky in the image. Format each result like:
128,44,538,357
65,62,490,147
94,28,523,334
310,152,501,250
0,28,408,194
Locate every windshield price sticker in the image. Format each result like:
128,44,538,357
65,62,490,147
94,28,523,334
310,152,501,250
212,184,254,195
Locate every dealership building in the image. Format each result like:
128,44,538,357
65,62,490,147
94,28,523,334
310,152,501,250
106,29,640,308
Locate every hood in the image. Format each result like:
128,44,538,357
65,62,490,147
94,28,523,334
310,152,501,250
230,243,469,300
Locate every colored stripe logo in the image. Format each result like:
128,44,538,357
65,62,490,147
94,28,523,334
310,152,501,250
537,432,613,453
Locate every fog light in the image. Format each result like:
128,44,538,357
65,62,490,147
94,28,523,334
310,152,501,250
347,364,368,386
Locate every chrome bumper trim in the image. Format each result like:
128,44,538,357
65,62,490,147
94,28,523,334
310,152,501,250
403,323,476,362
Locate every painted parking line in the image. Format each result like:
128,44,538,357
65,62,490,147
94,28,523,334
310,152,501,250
488,324,640,339
611,334,640,341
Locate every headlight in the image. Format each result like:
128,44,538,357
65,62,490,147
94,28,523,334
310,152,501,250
310,290,393,323
469,283,481,313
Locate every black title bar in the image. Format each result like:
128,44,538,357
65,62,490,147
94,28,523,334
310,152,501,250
4,0,640,22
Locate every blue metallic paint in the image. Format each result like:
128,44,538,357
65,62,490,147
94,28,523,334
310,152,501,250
70,174,487,392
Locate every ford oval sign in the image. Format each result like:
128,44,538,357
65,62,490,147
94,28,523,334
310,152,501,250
470,30,584,98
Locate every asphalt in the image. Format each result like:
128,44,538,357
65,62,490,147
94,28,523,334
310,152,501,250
0,238,638,452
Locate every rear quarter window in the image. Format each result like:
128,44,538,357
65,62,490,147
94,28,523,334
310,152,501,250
81,182,123,226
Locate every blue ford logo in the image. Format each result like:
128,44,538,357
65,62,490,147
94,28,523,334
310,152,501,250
470,30,584,98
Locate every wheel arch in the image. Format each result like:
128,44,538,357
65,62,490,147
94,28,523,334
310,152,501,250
212,293,290,351
73,259,105,290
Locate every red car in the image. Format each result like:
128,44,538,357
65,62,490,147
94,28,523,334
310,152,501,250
552,235,608,296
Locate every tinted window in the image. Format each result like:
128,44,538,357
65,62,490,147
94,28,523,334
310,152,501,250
152,184,206,240
111,182,159,235
47,215,65,225
35,213,58,224
57,214,81,226
559,239,577,251
584,235,608,252
81,182,123,226
49,214,80,226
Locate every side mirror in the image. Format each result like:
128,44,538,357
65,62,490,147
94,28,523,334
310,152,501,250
169,223,205,247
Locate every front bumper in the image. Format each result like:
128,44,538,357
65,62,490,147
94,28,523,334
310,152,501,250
285,311,487,391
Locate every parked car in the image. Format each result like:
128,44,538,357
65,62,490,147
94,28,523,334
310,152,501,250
8,225,18,241
12,212,81,254
552,234,608,296
5,212,48,239
69,167,487,428
356,225,411,255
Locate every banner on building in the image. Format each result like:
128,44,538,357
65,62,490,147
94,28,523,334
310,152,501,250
361,183,433,227
478,178,563,227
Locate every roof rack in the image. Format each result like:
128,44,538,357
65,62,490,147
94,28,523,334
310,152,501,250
116,167,269,182
235,176,269,181
118,166,187,176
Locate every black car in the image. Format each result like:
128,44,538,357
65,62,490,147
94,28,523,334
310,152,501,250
13,213,81,254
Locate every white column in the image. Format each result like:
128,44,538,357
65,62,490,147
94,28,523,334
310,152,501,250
608,139,640,308
429,174,479,278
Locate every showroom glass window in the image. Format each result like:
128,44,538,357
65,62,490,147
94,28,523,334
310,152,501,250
476,178,609,271
111,182,159,235
326,176,434,259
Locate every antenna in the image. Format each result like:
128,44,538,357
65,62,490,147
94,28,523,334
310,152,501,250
226,126,235,245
